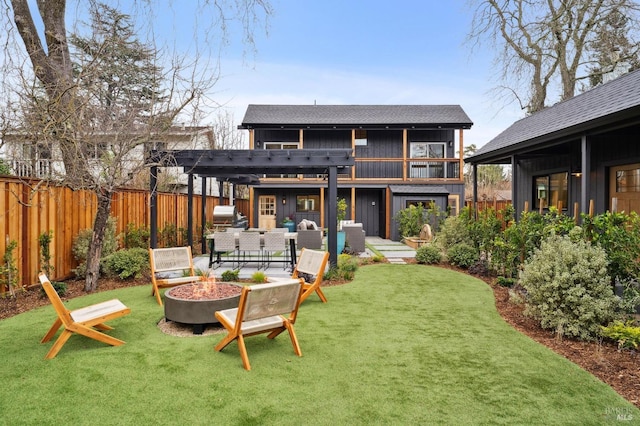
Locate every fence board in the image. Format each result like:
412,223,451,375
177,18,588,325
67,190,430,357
0,177,246,290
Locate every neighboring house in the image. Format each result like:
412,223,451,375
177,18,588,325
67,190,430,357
466,69,640,218
2,126,220,196
239,104,473,240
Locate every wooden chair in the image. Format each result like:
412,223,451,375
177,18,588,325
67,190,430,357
149,246,202,306
291,248,330,303
214,279,304,371
38,273,131,359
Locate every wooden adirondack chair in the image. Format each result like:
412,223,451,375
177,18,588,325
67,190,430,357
38,273,131,359
149,246,202,306
291,248,329,303
214,279,303,371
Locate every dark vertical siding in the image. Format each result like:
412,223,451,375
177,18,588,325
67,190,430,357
355,189,383,236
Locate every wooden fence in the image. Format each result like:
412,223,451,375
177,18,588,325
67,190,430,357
0,177,248,288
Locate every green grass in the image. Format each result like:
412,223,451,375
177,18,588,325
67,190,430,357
1,264,638,425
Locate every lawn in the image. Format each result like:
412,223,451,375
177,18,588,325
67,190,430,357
1,264,638,425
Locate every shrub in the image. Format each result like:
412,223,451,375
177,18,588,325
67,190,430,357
447,243,479,269
221,269,240,282
435,215,471,252
415,244,442,264
600,320,640,350
72,217,118,278
0,240,19,296
371,254,385,263
582,211,640,284
496,276,516,287
251,271,268,283
395,203,426,238
102,248,149,280
519,234,620,340
41,281,67,297
123,223,150,249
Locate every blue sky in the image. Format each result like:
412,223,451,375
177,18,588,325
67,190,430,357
205,0,526,149
24,0,525,150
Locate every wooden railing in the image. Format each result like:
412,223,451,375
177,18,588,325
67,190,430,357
0,177,247,288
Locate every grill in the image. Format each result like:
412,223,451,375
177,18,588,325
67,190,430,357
212,205,248,230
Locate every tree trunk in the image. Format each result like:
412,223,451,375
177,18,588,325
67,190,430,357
84,190,112,292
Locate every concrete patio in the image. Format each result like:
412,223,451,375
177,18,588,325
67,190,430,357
193,236,416,279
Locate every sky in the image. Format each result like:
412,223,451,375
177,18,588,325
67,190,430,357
203,0,526,150
20,0,526,151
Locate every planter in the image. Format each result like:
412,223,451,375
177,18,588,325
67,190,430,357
403,237,429,250
337,231,346,254
283,221,296,232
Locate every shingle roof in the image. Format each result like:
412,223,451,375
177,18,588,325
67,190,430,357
240,105,473,128
468,69,640,162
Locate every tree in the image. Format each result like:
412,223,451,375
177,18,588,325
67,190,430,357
468,0,640,113
464,144,510,199
5,0,271,291
210,110,248,198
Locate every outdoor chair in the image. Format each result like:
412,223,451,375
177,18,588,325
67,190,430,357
38,272,131,359
263,231,288,270
291,248,330,303
213,231,238,269
238,231,263,268
214,279,304,370
149,246,202,305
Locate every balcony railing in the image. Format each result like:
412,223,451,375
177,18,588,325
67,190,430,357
13,160,51,178
245,157,463,182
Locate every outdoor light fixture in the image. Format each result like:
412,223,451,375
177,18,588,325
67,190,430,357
282,197,286,205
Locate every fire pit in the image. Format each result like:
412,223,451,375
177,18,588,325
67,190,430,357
164,282,243,334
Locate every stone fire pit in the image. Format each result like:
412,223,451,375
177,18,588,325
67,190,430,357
164,282,243,334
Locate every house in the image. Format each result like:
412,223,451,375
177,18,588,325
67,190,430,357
239,104,473,240
465,69,640,218
2,126,221,196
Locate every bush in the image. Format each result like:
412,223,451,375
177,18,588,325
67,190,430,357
221,269,240,282
415,244,442,264
447,243,479,269
102,248,149,280
251,271,268,283
600,320,640,350
41,281,67,297
496,276,516,287
519,234,620,340
72,217,118,278
394,203,426,238
435,215,472,252
123,223,150,249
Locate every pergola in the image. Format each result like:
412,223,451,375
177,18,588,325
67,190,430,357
149,149,355,266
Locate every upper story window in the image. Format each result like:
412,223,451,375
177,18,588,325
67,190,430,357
265,142,298,150
22,143,52,160
355,129,367,146
534,172,568,210
409,142,447,178
410,142,446,159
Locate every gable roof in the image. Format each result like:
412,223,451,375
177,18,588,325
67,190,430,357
467,69,640,163
240,105,473,129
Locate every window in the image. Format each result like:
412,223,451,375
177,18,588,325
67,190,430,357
296,195,320,213
409,142,446,178
355,129,367,146
265,142,299,150
616,167,640,192
534,172,568,210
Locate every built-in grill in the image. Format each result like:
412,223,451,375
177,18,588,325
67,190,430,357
212,205,248,230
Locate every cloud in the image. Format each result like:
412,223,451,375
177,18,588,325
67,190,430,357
206,60,524,148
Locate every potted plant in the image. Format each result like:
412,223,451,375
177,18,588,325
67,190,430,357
281,215,295,232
